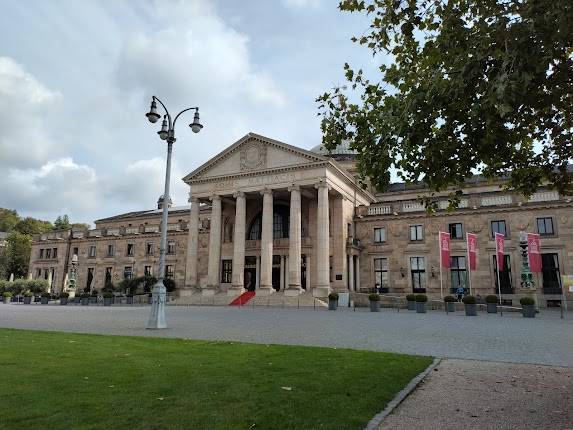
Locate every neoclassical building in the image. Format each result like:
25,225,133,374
29,133,572,307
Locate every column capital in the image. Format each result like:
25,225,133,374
288,184,300,193
260,188,273,196
189,196,199,203
209,194,221,202
314,181,331,190
233,191,245,199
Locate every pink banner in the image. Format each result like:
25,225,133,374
439,231,450,269
495,232,505,271
467,233,477,271
527,233,542,273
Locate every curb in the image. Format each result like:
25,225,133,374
364,357,442,430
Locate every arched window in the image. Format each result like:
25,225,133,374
247,205,290,240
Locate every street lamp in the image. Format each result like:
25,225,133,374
144,95,203,329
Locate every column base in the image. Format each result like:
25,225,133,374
201,287,218,296
227,287,245,296
312,286,330,298
257,287,275,296
285,286,303,296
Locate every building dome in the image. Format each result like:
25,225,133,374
310,141,357,160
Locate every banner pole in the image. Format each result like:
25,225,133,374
467,234,472,296
496,255,503,317
439,232,444,300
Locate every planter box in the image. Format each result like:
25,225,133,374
2,297,10,304
23,297,32,304
446,302,455,312
60,298,68,306
522,305,536,318
416,302,426,313
126,296,133,305
487,303,497,314
103,297,113,306
370,301,380,312
407,300,416,311
40,297,49,305
465,304,477,316
148,296,153,305
81,298,89,306
328,299,338,310
89,296,98,304
74,297,81,304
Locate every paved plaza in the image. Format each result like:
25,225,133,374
1,304,572,367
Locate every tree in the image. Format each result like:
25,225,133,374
317,0,573,207
5,231,32,278
14,217,53,235
0,208,19,232
54,215,71,230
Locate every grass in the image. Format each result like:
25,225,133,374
0,328,432,430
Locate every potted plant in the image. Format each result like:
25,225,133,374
328,292,339,310
89,290,98,304
23,291,33,304
73,294,82,304
406,294,416,311
80,293,90,306
125,294,134,305
369,293,380,312
444,295,456,312
40,292,51,305
415,294,427,313
59,292,69,305
103,292,114,306
520,297,536,318
462,295,477,316
2,291,12,304
485,295,498,313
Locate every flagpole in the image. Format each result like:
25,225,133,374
495,233,503,317
466,234,472,296
439,232,444,300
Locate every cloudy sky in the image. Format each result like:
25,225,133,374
0,0,381,226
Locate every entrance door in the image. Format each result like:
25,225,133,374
244,268,256,292
272,255,281,291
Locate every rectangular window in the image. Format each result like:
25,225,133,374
144,266,153,277
36,268,42,278
107,244,114,257
450,256,467,292
448,223,463,240
167,241,176,255
373,258,388,289
52,248,58,258
146,242,154,256
39,249,44,259
541,253,561,294
410,257,426,292
221,259,232,283
493,255,512,293
491,220,507,238
347,223,352,237
73,247,79,257
409,225,423,241
46,249,52,259
124,266,133,279
127,243,134,256
165,265,174,279
537,217,554,236
88,245,96,258
374,227,386,243
105,267,113,284
86,268,94,290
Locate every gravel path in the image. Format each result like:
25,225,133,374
378,359,573,430
1,304,572,366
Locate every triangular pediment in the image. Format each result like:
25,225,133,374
183,133,327,182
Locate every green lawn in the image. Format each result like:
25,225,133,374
0,328,431,430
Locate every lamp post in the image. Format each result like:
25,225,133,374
145,96,203,329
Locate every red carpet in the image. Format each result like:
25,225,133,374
229,291,256,306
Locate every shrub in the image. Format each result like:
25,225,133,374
41,292,51,298
29,279,49,294
0,280,9,293
444,295,455,302
12,279,27,294
3,291,13,298
406,294,416,301
91,289,99,296
462,295,476,305
80,293,90,299
369,293,380,302
103,292,114,299
129,277,145,295
102,281,115,293
415,294,427,302
520,297,535,306
143,275,157,293
59,292,69,299
328,292,339,300
163,278,176,293
23,291,33,297
485,295,498,304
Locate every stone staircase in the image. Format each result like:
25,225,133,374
170,292,234,306
170,291,327,308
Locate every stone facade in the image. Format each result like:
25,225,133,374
28,133,572,307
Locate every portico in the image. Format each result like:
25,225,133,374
182,133,374,297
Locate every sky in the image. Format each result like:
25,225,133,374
0,0,382,226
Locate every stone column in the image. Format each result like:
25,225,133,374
258,188,274,295
279,255,285,291
184,196,200,296
355,256,361,292
256,256,261,290
205,195,222,295
305,255,311,291
348,254,355,292
230,191,246,296
286,184,303,296
314,182,330,297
